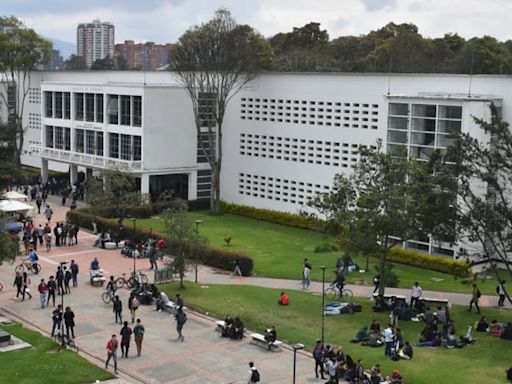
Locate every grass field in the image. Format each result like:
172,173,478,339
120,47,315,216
138,212,504,295
0,323,112,384
160,282,512,384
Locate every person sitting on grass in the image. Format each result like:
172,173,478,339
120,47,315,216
278,291,289,305
398,341,413,359
351,325,370,343
361,330,383,347
502,322,512,340
476,315,489,332
372,294,389,312
369,364,383,384
419,324,435,343
506,367,512,382
390,369,404,384
489,320,504,337
232,316,244,340
416,334,442,347
264,326,277,350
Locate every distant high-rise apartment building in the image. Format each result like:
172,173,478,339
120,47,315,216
115,40,175,71
76,19,115,68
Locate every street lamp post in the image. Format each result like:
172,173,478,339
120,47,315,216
292,343,305,384
320,265,326,346
59,260,68,351
194,220,202,284
130,218,137,281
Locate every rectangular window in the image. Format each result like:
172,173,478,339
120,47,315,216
86,130,95,154
412,104,436,118
64,92,71,119
75,93,84,120
133,136,141,160
85,93,95,122
387,130,408,144
388,116,408,130
108,95,118,124
120,134,132,160
438,105,462,119
389,103,408,116
64,128,71,151
96,94,104,123
120,96,131,125
109,133,119,158
133,96,141,126
54,126,64,149
96,132,104,156
45,126,53,148
45,92,53,118
55,92,63,119
411,118,436,132
411,132,436,146
75,129,84,153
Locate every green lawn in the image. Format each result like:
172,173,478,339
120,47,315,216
161,282,512,384
0,323,112,384
138,212,503,295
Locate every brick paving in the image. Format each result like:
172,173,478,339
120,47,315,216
0,196,508,384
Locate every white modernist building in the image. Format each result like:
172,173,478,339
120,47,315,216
16,71,512,256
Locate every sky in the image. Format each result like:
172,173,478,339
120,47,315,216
3,0,512,45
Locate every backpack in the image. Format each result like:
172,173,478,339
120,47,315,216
251,369,260,382
496,285,500,294
134,325,144,337
33,252,39,261
477,289,481,298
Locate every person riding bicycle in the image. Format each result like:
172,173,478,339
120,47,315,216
335,269,345,293
26,248,39,267
106,276,117,295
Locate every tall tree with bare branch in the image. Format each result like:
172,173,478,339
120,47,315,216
171,9,273,214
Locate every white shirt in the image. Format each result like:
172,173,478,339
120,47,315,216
498,284,506,295
384,327,393,342
411,285,422,298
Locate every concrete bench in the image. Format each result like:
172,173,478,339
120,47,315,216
422,297,450,308
250,332,283,351
215,320,226,332
164,301,187,314
0,330,11,344
104,241,125,250
373,293,407,302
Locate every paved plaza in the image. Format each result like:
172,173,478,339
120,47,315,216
0,197,507,383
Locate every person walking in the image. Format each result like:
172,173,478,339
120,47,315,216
13,271,23,300
56,266,64,295
51,304,63,337
498,280,507,307
113,295,123,324
47,275,56,307
468,283,481,314
129,293,140,324
302,259,312,289
105,334,119,374
44,204,53,222
313,339,325,379
119,321,132,358
175,308,187,342
63,266,71,294
373,274,381,295
232,257,243,276
410,282,423,308
22,272,32,300
133,318,145,357
36,224,44,245
45,231,52,252
37,278,48,308
70,260,79,287
35,196,42,214
247,361,260,384
64,306,75,339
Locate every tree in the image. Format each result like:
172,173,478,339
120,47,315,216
162,199,205,287
85,168,145,225
0,213,18,265
171,8,273,214
64,54,87,70
91,55,116,70
0,16,51,166
0,121,18,189
309,141,445,295
443,104,512,304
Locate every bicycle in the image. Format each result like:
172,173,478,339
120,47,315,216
15,261,41,275
115,271,148,290
324,282,353,300
101,289,115,304
53,331,78,352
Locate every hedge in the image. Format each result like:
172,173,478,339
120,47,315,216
386,246,470,278
220,201,322,231
66,208,253,276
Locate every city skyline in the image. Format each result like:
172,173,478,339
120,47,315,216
3,0,512,46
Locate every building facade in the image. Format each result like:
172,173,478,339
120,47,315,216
115,40,174,71
76,20,115,68
19,71,512,256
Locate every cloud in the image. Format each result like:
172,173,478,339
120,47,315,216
361,0,396,11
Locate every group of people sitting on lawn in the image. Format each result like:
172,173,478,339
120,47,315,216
219,315,245,340
476,316,512,340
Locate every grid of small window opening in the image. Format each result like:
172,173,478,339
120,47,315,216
28,113,41,130
240,98,379,129
238,172,331,206
28,88,41,104
240,133,369,168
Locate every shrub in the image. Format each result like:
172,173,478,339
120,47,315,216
386,247,470,278
376,262,399,287
314,243,339,253
66,208,253,276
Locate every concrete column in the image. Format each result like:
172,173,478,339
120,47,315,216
141,173,150,195
188,170,197,200
41,159,49,183
70,164,78,184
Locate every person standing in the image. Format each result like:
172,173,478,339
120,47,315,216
36,224,44,245
63,266,71,294
22,272,32,300
113,295,123,324
175,308,187,342
175,293,184,312
498,280,507,307
47,275,56,307
37,279,48,308
410,281,422,308
35,196,42,214
64,306,75,339
119,321,132,358
45,231,52,252
44,204,53,222
70,260,79,287
383,324,394,357
105,334,119,374
313,339,325,380
247,361,260,384
56,266,64,295
13,272,23,300
373,274,381,295
133,319,145,357
51,304,63,337
303,259,311,289
468,283,481,314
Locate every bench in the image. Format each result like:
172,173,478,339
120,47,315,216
250,333,283,351
422,297,450,308
215,320,226,332
373,293,407,303
164,301,187,314
104,241,125,250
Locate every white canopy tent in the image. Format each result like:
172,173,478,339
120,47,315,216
0,199,33,213
2,191,27,200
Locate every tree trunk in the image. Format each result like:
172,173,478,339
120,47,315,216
210,163,221,215
377,236,389,296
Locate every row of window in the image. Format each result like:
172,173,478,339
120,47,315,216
108,133,142,161
45,126,71,151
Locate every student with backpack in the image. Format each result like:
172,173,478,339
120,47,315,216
468,283,481,314
175,308,187,342
133,319,145,357
497,280,507,307
247,361,260,383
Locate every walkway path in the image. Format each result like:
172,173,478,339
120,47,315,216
0,196,509,384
